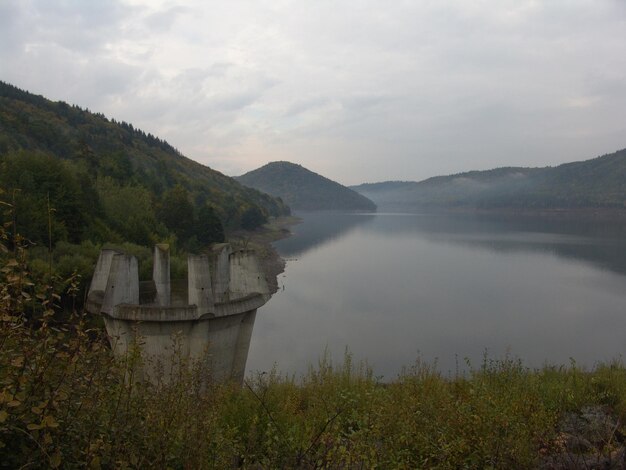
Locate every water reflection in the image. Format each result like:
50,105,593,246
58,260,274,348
249,212,626,379
362,212,626,277
277,211,376,257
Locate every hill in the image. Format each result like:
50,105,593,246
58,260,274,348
0,80,290,248
352,149,626,211
237,161,377,211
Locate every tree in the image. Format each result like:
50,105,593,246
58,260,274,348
240,206,267,230
157,185,195,240
0,152,92,245
194,204,225,245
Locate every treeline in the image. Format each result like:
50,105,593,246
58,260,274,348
0,153,226,249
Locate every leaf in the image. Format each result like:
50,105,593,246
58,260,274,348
11,357,24,367
7,400,21,408
89,456,101,469
0,410,8,423
50,451,62,468
27,423,43,430
43,415,59,428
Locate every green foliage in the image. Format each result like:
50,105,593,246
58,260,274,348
0,79,289,235
0,152,93,245
238,161,376,211
157,185,195,240
195,204,225,245
96,177,164,245
240,206,267,230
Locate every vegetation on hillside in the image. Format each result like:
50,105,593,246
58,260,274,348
0,81,290,300
3,229,626,468
353,149,626,210
237,161,377,212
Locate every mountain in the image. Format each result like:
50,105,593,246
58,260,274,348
0,80,290,250
352,149,626,211
237,161,377,211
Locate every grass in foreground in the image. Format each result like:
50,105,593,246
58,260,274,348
3,305,626,470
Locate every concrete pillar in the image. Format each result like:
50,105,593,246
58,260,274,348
209,244,232,302
153,244,171,306
231,310,257,384
101,254,139,315
229,250,269,300
89,249,121,294
188,254,214,314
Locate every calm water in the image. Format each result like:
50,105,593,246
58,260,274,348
247,211,626,379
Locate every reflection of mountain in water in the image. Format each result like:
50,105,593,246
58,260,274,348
363,212,626,277
274,211,376,257
281,211,626,277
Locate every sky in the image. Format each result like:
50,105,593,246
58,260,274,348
1,0,626,185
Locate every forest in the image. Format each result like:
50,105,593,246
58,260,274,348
0,81,290,301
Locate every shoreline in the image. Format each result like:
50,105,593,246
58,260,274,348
447,206,626,221
375,205,626,222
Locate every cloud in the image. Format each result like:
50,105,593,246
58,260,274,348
1,0,626,184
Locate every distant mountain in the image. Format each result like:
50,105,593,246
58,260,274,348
0,80,290,250
237,161,377,211
352,149,626,211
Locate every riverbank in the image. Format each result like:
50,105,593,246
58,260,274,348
229,215,301,294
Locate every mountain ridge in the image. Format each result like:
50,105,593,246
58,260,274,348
351,149,626,211
237,161,377,212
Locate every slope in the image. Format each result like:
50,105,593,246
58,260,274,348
352,149,626,211
0,80,290,245
237,161,377,211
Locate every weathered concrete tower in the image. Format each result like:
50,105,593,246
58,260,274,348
86,244,271,383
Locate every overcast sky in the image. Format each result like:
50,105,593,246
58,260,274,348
1,0,626,185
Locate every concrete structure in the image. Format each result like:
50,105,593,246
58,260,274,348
86,244,271,383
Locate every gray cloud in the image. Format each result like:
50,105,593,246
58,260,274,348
1,0,625,184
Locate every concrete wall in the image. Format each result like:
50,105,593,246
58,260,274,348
188,254,214,314
89,249,121,293
101,254,139,316
209,244,232,303
153,244,170,306
229,250,270,300
104,308,258,382
87,244,271,384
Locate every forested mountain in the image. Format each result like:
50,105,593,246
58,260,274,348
0,81,291,297
237,161,377,211
0,80,290,249
352,149,626,211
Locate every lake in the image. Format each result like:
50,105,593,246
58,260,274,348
247,211,626,379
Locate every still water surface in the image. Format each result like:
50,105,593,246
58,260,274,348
247,211,626,379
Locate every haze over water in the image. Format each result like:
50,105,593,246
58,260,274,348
247,212,626,379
